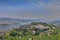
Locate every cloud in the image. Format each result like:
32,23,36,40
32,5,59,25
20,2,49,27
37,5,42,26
0,0,60,21
44,0,60,20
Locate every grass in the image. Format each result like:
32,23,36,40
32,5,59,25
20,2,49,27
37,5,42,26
20,35,41,40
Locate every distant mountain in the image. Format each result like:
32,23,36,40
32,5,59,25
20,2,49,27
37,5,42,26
0,17,46,25
0,17,26,24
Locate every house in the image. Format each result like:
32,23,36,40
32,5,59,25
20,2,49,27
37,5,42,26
34,25,50,32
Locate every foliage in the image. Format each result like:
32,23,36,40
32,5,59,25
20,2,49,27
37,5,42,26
0,22,60,40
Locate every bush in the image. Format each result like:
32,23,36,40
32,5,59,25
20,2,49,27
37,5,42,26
10,30,20,37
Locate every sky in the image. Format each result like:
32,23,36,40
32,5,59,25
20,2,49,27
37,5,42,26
0,0,60,21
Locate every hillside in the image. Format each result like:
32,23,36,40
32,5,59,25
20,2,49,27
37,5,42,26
0,22,60,40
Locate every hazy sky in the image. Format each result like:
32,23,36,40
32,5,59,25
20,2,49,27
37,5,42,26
0,0,60,20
